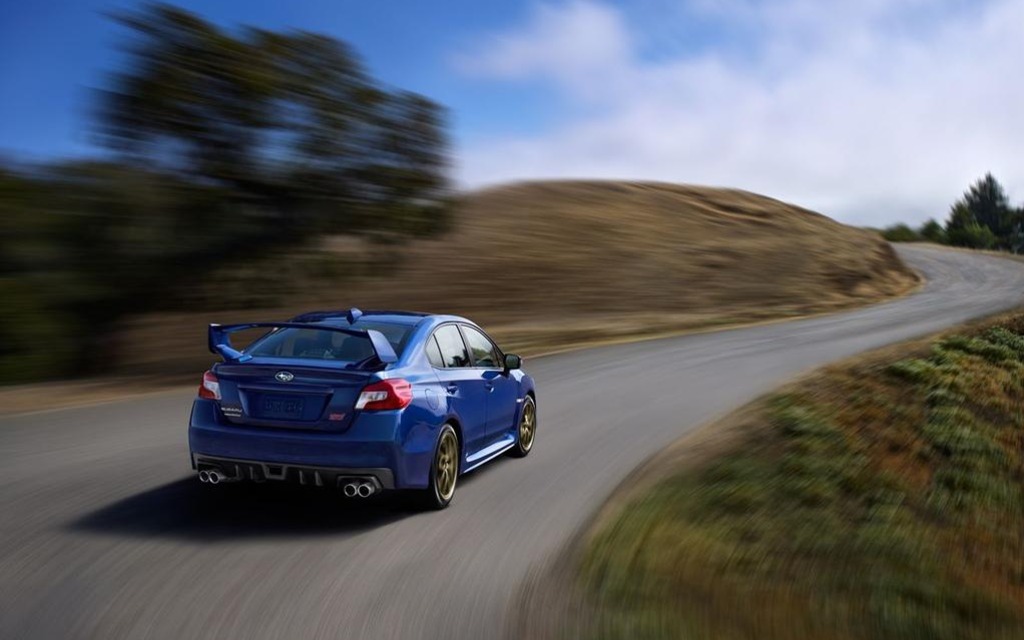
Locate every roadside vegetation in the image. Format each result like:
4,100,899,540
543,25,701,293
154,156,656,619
881,174,1024,253
581,312,1024,640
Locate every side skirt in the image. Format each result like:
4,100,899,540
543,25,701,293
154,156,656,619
462,434,517,473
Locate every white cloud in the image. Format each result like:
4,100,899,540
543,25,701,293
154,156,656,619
453,0,632,101
454,0,1024,225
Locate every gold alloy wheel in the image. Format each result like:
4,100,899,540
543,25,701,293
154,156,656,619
519,399,536,451
436,429,458,501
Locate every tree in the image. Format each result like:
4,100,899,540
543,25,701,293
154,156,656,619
947,221,998,250
947,174,1013,246
918,219,945,244
1010,208,1024,254
100,4,449,241
1,161,242,375
945,201,975,233
880,224,921,243
1,4,451,379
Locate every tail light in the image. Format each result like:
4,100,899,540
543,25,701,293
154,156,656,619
198,370,221,400
356,378,413,410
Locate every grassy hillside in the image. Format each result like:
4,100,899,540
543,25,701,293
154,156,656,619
579,311,1024,640
342,181,914,315
118,180,916,374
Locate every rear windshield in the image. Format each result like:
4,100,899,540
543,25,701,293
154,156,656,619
245,322,411,363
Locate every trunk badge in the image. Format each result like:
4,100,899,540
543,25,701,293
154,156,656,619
275,371,295,382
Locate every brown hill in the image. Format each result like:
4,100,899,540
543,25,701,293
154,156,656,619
123,180,917,373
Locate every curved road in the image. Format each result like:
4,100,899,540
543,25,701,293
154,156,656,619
2,246,1024,640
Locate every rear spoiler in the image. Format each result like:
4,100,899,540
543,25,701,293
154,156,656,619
208,322,398,364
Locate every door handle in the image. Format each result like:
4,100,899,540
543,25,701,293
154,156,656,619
446,383,458,395
485,382,494,391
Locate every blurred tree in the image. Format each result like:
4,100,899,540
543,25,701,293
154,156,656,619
918,219,945,244
880,224,922,243
946,221,998,250
0,4,450,380
945,201,975,234
945,174,1013,247
2,161,238,375
0,168,78,380
1010,208,1024,254
100,4,449,240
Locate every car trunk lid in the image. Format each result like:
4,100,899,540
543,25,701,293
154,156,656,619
213,363,370,430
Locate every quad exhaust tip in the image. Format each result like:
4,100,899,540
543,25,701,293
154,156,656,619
200,468,374,494
198,469,226,484
342,481,376,498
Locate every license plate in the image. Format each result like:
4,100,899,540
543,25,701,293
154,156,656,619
261,396,304,418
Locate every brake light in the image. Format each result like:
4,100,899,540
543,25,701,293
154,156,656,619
356,378,413,410
198,370,221,400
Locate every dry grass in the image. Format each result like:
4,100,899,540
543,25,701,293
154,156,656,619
578,311,1024,640
116,180,917,375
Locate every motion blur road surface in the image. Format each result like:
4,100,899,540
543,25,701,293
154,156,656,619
3,245,1024,640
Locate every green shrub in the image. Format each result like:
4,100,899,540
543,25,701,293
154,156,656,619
919,219,946,243
881,223,923,242
946,223,998,249
939,334,1017,364
887,358,941,383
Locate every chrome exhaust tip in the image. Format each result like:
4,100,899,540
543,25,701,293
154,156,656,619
357,483,374,498
208,470,223,485
343,482,358,498
198,470,210,483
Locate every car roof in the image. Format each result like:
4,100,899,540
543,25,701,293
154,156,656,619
290,309,471,328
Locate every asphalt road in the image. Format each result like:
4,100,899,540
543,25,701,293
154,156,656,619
2,245,1024,640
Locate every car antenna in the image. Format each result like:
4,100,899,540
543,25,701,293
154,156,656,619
347,307,363,323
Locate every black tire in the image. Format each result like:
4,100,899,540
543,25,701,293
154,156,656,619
509,396,536,458
417,424,459,510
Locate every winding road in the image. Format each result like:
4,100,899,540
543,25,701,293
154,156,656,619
2,245,1024,640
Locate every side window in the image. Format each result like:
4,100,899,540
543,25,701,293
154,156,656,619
434,325,470,368
425,335,444,368
461,326,500,368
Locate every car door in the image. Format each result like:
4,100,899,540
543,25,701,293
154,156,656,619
459,324,519,443
431,324,491,456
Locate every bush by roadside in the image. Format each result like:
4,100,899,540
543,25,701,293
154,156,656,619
883,173,1023,253
879,223,924,243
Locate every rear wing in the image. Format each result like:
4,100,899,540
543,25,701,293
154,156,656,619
208,322,398,364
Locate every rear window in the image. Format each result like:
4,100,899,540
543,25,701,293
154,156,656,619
245,322,411,363
434,325,470,368
425,336,445,368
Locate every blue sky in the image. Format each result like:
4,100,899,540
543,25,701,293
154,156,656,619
0,0,552,156
2,0,1022,224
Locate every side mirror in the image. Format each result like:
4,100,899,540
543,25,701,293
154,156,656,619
503,353,522,373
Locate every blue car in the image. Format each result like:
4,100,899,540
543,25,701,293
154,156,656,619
188,308,537,509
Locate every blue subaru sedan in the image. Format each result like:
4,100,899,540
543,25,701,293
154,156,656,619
188,308,537,509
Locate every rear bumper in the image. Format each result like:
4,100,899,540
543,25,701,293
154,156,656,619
192,453,395,489
188,398,430,489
